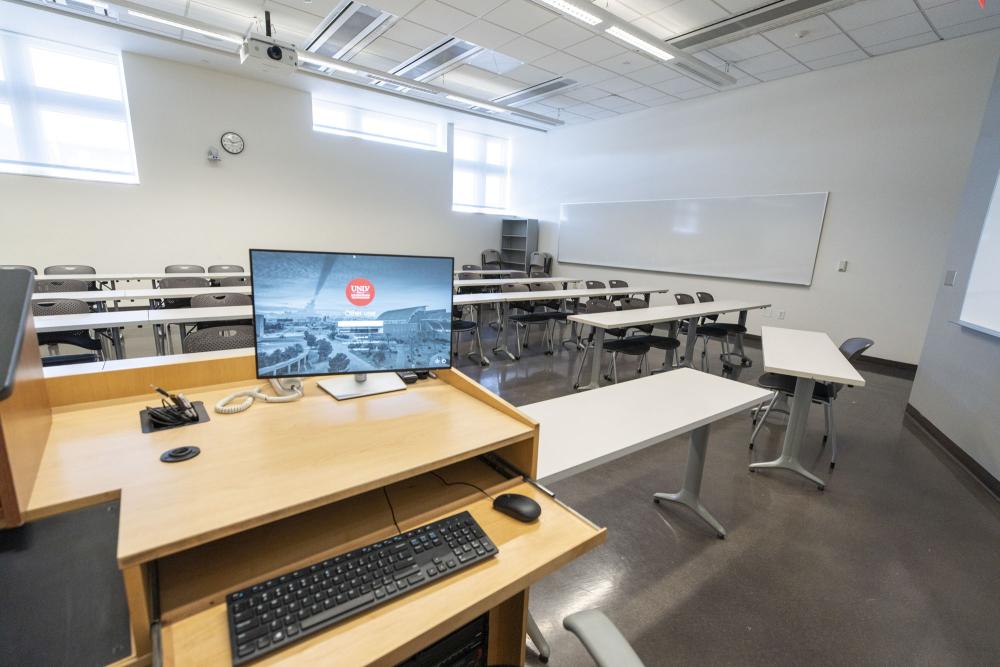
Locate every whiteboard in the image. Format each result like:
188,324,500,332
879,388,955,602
558,193,829,286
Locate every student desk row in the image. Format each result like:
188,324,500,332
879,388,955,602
35,272,249,288
12,354,606,667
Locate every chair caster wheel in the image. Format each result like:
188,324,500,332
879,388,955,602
748,468,756,473
817,484,825,491
573,384,579,390
653,498,660,504
717,533,725,540
829,462,836,469
539,656,549,664
748,443,754,450
480,361,489,367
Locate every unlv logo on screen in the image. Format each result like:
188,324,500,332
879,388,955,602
346,278,375,306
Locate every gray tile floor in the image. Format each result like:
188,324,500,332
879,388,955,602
8,322,1000,666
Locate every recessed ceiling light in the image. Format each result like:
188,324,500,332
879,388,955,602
445,94,509,114
536,0,602,26
298,52,359,75
605,26,674,62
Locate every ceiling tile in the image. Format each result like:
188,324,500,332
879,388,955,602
565,36,629,62
914,0,952,8
935,13,1000,38
466,49,524,75
651,0,730,34
629,16,677,39
599,52,655,74
533,50,589,74
644,93,680,104
544,93,584,107
807,49,869,69
567,101,610,116
785,33,857,61
364,36,422,62
505,62,559,84
383,19,446,49
763,15,843,48
596,0,643,21
186,2,256,32
566,63,618,84
755,62,809,81
709,34,777,61
263,4,323,38
439,0,507,16
619,0,679,13
693,50,728,68
736,49,800,74
406,0,475,33
924,0,1000,29
366,0,422,16
675,85,716,98
500,36,556,62
587,109,622,119
849,11,932,46
713,0,770,11
653,75,706,94
485,0,558,33
563,85,609,101
627,64,680,84
866,31,938,54
828,0,921,31
350,51,401,70
594,76,645,93
618,85,668,102
527,17,596,49
454,19,520,49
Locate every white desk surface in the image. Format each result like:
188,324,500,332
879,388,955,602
454,277,583,288
568,300,770,328
31,286,252,302
41,348,255,378
34,310,151,333
521,368,772,481
761,326,865,386
453,269,512,275
35,272,248,282
147,306,252,325
454,286,669,306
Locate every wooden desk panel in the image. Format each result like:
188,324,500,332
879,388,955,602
162,483,605,667
27,376,535,567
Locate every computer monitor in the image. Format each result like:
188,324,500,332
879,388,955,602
249,249,454,398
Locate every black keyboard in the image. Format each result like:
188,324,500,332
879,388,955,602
226,511,498,665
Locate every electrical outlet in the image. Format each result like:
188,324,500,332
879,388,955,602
838,260,849,272
777,310,786,320
762,308,772,318
944,270,958,287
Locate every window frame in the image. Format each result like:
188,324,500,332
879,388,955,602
311,97,446,153
451,127,512,215
0,30,139,184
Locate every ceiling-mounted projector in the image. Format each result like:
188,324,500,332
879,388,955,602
240,35,298,69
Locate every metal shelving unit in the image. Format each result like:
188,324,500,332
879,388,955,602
499,219,538,272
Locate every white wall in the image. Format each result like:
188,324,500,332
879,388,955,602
910,53,1000,482
0,51,516,271
514,31,1000,364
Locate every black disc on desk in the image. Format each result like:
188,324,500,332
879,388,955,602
160,446,200,463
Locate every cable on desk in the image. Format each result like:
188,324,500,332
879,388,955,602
383,487,401,535
430,470,494,501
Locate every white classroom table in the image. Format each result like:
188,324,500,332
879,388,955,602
42,348,255,378
454,287,671,360
568,300,771,390
749,327,865,489
453,269,515,276
522,369,771,538
35,272,248,286
31,286,252,303
453,277,583,288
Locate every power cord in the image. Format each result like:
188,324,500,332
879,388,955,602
215,378,304,414
429,470,494,501
383,488,401,535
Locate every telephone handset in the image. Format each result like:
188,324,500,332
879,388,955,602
214,378,304,414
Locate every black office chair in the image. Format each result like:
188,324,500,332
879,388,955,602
563,609,646,667
749,337,874,468
618,297,681,369
32,299,105,362
191,293,253,330
164,264,205,273
181,325,255,353
481,249,501,270
608,279,630,305
157,277,211,307
461,264,481,271
218,276,250,287
44,265,97,290
573,300,650,388
452,305,488,366
502,284,552,358
208,264,244,273
674,293,729,372
1,264,37,274
35,279,88,293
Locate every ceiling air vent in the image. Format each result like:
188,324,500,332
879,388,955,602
393,38,482,81
670,0,856,51
307,1,396,61
494,78,577,107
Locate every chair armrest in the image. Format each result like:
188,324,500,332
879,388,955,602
563,609,646,667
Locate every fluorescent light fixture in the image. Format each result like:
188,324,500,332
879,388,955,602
605,26,674,61
298,53,359,75
126,10,243,45
445,94,508,114
51,0,109,10
536,0,602,25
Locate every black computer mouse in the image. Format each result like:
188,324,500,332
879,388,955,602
492,493,541,523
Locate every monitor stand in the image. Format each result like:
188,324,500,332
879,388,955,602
317,372,407,401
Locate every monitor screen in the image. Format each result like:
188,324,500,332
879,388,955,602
249,250,454,378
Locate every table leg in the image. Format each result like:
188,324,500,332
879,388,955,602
681,317,699,369
749,377,826,489
653,424,726,538
734,309,749,359
575,327,605,391
491,303,516,361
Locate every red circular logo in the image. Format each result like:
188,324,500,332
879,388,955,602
346,278,375,307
